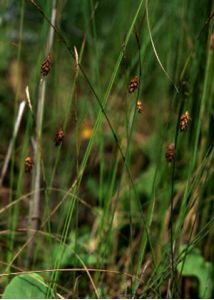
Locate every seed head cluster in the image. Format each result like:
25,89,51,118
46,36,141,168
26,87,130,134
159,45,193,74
128,76,139,93
136,100,143,113
25,156,34,173
181,80,190,97
210,34,214,51
166,144,175,163
55,128,65,146
41,53,52,76
32,54,193,171
179,111,191,131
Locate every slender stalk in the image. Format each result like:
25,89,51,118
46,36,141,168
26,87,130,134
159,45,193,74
145,0,178,93
27,0,57,263
0,101,26,187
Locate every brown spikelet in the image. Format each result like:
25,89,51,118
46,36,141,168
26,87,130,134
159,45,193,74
210,34,214,51
166,144,175,163
41,53,52,76
136,100,143,113
179,111,191,131
55,128,65,146
128,76,139,93
181,80,190,97
25,156,34,173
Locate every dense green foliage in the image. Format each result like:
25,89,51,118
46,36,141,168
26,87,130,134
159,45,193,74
0,0,214,298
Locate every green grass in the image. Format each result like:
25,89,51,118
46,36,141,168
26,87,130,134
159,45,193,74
0,0,214,298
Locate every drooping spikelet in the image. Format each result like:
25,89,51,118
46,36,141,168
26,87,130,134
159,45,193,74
165,144,175,163
179,111,191,131
128,76,139,93
55,128,65,146
25,156,34,173
180,80,190,97
41,53,52,76
136,100,143,113
210,34,214,51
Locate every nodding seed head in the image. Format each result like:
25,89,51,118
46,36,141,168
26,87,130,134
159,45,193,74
136,100,143,113
128,76,139,93
165,143,175,163
180,80,190,97
210,34,214,51
179,111,191,131
55,128,65,146
25,156,34,173
41,53,52,76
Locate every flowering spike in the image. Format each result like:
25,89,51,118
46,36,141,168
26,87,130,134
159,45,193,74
25,156,34,173
179,111,191,131
136,100,143,113
210,34,214,51
166,144,175,163
41,53,52,76
128,76,139,93
55,128,65,146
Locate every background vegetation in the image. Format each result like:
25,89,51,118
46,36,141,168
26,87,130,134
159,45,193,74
0,0,214,298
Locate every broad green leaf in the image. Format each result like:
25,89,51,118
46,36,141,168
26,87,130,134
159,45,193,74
2,273,54,299
177,245,213,298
